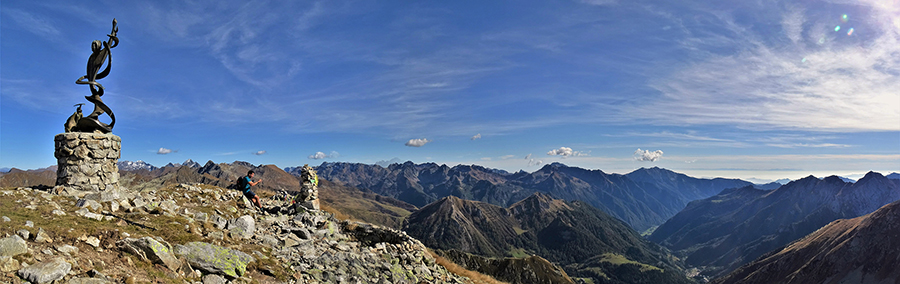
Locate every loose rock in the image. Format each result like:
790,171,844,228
0,256,20,272
0,235,28,257
202,274,227,284
117,237,182,272
227,215,255,240
17,257,71,284
34,228,52,243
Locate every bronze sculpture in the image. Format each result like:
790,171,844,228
66,19,118,133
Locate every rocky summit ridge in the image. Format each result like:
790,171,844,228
0,183,474,284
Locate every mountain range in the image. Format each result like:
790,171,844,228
3,159,899,283
403,193,694,284
713,200,900,284
311,162,755,231
649,172,900,277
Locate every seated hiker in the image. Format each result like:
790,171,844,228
238,170,263,209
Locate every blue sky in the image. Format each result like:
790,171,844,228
1,0,898,181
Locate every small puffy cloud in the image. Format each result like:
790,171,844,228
546,147,588,158
634,148,664,162
525,154,532,160
471,133,482,140
405,138,431,147
157,148,174,155
252,150,267,155
308,151,340,160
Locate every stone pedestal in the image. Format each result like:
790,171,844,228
54,133,121,192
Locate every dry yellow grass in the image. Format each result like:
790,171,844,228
320,202,354,221
427,249,510,284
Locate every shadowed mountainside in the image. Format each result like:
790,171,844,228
436,249,575,284
317,179,417,229
404,193,694,284
649,172,900,277
712,200,900,284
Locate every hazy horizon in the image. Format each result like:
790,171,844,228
5,157,897,184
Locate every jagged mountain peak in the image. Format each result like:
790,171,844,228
858,171,886,182
182,159,201,168
117,160,158,171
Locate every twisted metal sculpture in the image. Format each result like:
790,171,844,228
67,19,118,133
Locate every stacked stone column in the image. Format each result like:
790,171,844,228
295,165,320,210
55,133,120,191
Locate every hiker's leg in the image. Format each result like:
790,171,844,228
253,195,262,208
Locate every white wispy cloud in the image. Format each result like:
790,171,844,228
405,138,431,147
781,6,805,44
547,147,588,157
252,150,267,155
639,1,900,132
3,8,61,37
157,148,175,155
633,148,663,162
471,133,481,140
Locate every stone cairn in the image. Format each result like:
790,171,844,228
54,133,120,192
294,164,320,210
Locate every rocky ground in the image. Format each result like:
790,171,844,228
0,184,478,284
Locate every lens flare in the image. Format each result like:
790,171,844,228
847,28,854,36
801,57,807,63
841,14,848,23
818,37,825,44
835,25,841,32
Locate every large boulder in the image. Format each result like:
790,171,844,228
0,235,28,257
117,237,181,271
17,257,71,284
174,242,254,279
